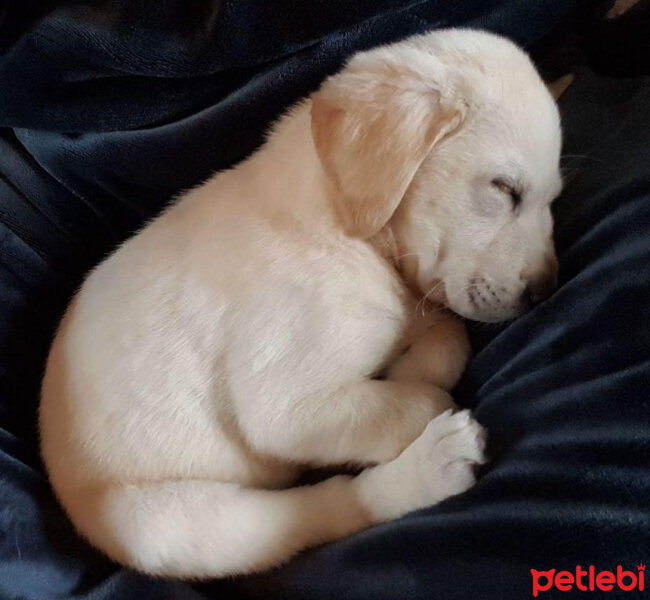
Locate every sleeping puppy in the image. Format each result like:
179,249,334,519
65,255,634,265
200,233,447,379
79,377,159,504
40,29,562,578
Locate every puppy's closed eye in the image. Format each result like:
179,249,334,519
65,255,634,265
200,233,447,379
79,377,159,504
491,177,522,209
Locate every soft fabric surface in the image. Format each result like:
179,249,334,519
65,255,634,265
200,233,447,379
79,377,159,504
1,1,649,599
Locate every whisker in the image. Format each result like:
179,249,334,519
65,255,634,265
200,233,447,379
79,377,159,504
392,252,418,261
415,280,445,316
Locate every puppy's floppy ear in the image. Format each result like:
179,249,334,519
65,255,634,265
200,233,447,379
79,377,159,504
311,46,467,239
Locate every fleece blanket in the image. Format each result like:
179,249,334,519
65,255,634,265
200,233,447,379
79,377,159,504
1,1,649,598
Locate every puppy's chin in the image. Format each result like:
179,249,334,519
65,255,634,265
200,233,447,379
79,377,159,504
431,279,527,323
450,305,523,323
406,266,526,323
446,295,527,323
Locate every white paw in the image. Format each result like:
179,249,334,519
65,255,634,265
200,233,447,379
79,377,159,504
406,409,486,503
357,410,486,521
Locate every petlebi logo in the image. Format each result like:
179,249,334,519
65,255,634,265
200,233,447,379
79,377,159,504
531,564,645,597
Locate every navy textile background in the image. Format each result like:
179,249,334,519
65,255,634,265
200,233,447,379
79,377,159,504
1,1,649,598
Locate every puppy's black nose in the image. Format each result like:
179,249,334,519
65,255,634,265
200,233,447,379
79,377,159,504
522,253,559,308
521,275,556,307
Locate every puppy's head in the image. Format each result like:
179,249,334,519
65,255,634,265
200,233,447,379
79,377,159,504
311,29,562,322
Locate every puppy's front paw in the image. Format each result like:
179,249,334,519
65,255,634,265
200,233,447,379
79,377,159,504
410,409,487,503
357,410,486,521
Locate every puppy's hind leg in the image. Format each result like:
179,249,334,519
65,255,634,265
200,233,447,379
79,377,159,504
76,411,485,578
79,477,370,578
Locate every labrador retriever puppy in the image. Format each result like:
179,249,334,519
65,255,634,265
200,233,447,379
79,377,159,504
40,29,562,578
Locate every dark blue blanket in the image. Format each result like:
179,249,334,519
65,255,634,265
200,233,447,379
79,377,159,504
1,2,649,599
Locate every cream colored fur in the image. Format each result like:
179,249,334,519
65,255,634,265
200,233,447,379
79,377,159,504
40,29,562,578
